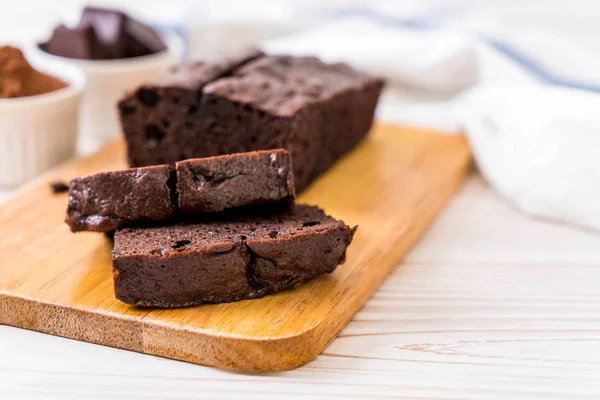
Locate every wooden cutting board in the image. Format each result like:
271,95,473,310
0,123,470,372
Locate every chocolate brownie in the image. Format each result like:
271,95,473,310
177,149,294,214
65,149,295,232
112,205,356,307
66,165,175,233
118,53,384,191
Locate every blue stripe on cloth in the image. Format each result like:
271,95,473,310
484,37,600,92
336,9,600,93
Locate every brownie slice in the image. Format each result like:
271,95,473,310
66,165,175,233
65,149,295,232
112,205,356,307
118,53,384,191
177,149,294,214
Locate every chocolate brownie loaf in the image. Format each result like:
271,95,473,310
118,53,384,191
112,205,356,307
66,149,294,232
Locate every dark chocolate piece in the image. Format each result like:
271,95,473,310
176,149,294,213
112,205,356,307
118,53,384,191
65,149,295,232
80,6,166,58
79,6,127,59
41,24,105,60
123,16,167,55
65,165,175,233
41,6,166,60
50,180,70,194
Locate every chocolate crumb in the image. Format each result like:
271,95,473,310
50,180,70,194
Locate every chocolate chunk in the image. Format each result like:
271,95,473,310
80,6,166,58
42,24,105,60
41,6,166,60
123,17,167,56
79,7,128,59
50,180,70,194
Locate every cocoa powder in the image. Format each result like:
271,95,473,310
0,46,67,98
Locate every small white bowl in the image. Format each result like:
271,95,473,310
31,34,182,151
0,53,85,187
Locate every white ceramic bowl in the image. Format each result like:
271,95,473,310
0,53,85,187
31,35,182,150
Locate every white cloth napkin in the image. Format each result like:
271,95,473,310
261,14,600,232
458,86,600,231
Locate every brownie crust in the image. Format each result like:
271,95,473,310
112,205,356,307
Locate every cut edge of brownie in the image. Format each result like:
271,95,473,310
65,164,175,233
175,149,295,214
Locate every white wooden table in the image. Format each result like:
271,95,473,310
2,1,600,398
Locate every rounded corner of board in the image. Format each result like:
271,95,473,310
150,323,329,372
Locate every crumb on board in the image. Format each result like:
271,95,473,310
50,180,69,194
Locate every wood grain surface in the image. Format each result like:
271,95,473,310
0,124,471,372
